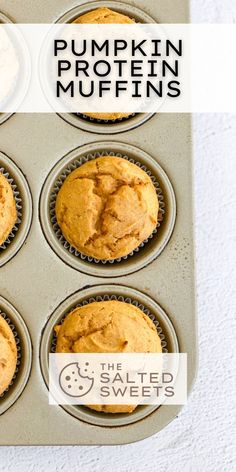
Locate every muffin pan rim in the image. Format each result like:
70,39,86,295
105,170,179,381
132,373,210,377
39,141,176,278
0,151,33,268
55,0,157,24
57,112,156,136
55,0,156,134
40,284,179,428
0,295,32,416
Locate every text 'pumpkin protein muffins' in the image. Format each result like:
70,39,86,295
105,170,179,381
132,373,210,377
55,300,162,414
0,172,17,247
73,7,134,122
55,156,159,261
0,315,17,396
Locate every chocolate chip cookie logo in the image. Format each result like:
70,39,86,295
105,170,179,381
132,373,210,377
59,362,94,397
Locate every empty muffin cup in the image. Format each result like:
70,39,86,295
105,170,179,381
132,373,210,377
0,295,32,415
39,142,176,277
0,152,32,267
40,284,179,427
56,1,156,134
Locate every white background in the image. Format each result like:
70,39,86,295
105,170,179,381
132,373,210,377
0,1,236,470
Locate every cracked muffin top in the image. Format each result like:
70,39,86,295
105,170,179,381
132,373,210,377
55,156,159,260
0,315,17,396
0,172,17,247
55,300,162,354
55,300,162,414
73,7,134,25
73,7,134,121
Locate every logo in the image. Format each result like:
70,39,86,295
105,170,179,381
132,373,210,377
49,354,187,405
59,362,94,398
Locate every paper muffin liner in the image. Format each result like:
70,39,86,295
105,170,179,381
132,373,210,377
49,151,165,265
51,294,168,354
0,310,21,398
0,166,22,251
74,113,136,125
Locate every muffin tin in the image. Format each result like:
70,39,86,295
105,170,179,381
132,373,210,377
0,0,196,445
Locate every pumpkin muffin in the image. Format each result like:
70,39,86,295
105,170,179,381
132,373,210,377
74,7,134,121
55,300,162,413
55,156,159,260
0,315,17,396
0,172,17,247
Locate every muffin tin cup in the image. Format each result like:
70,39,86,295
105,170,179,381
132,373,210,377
0,296,32,415
0,113,14,127
0,152,33,267
40,284,179,428
0,164,22,249
39,141,176,278
0,311,21,400
46,149,165,264
56,1,156,134
58,112,155,136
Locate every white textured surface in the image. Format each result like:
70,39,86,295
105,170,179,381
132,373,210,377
0,1,236,470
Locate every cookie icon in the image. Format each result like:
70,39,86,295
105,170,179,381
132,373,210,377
59,362,94,397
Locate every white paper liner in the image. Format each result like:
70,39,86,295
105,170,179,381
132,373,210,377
0,310,21,398
0,166,22,251
51,294,168,354
49,151,165,265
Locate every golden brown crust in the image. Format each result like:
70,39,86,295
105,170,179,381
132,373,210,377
55,300,162,414
74,7,134,121
86,404,137,414
0,315,17,395
0,172,17,247
55,156,158,260
73,7,134,25
55,300,162,354
82,112,131,121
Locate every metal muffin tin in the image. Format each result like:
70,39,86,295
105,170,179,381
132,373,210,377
0,0,196,445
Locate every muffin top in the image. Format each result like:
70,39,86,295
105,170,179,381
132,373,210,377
55,300,162,414
55,156,159,260
0,172,17,247
74,7,134,121
55,300,162,354
0,315,17,396
73,7,134,25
